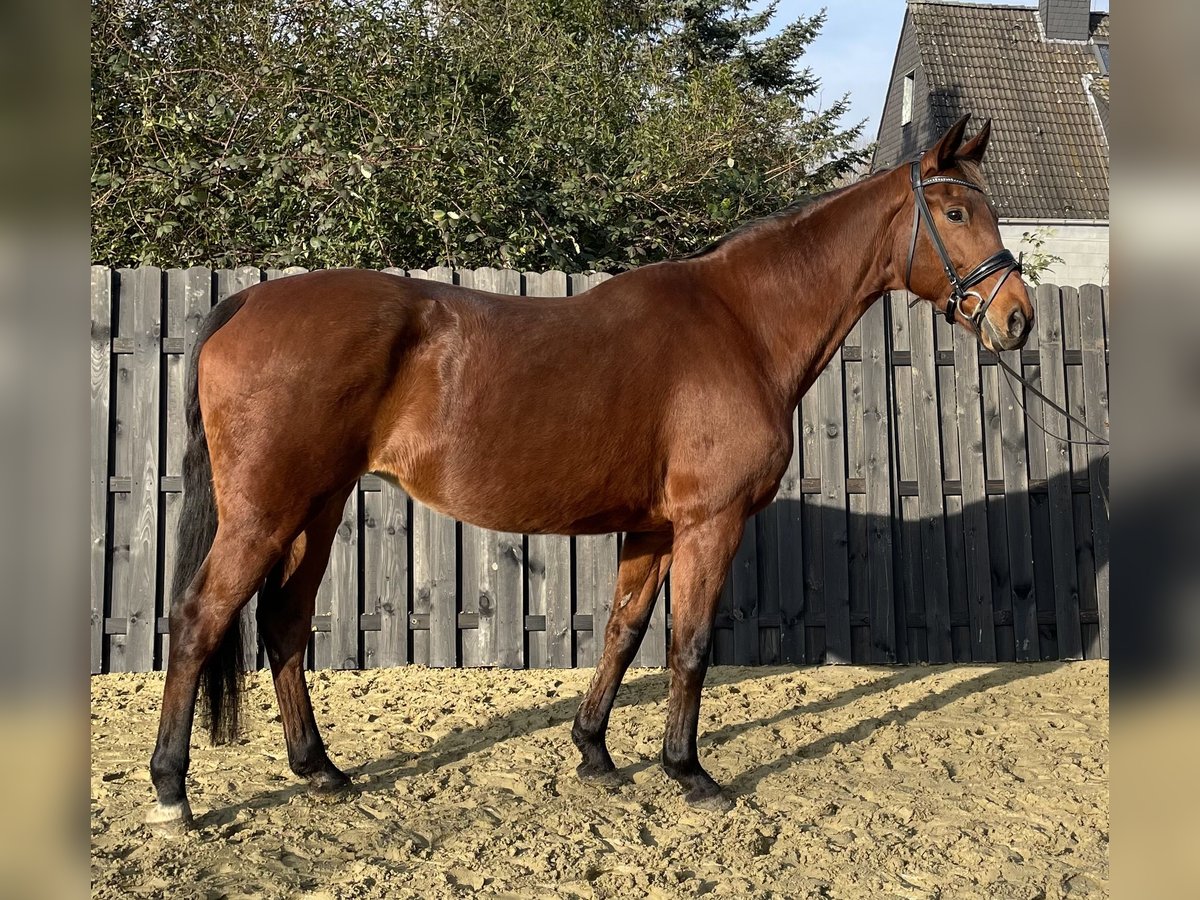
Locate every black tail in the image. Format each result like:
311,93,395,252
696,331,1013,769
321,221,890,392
171,295,248,745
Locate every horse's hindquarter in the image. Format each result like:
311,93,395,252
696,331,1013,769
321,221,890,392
198,271,440,512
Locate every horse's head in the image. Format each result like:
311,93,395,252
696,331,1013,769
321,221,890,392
897,114,1034,352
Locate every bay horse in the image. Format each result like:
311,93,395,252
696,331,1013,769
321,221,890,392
147,114,1032,831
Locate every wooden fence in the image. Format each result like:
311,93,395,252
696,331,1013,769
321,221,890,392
90,266,1109,673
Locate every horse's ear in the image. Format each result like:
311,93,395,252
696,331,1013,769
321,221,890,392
923,114,971,175
958,118,992,164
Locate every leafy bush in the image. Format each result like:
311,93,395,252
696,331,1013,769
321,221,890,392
91,0,868,271
1018,227,1067,286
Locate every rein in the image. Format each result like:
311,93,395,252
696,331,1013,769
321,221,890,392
995,349,1111,520
992,352,1108,446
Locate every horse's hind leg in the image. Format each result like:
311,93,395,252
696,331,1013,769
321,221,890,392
148,525,284,832
256,488,354,794
572,530,672,780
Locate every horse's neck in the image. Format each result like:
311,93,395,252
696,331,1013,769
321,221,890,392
704,169,906,409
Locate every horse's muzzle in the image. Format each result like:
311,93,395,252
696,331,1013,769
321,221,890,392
982,304,1033,351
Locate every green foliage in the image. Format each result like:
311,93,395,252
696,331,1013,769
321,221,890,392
91,0,868,271
1017,227,1066,286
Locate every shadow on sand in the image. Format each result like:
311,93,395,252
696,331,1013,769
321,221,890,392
194,659,1057,827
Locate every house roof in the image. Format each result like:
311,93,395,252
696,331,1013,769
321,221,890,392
881,1,1109,219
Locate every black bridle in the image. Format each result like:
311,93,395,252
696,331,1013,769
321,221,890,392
904,156,1023,331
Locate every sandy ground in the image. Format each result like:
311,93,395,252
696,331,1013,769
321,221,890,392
91,662,1108,899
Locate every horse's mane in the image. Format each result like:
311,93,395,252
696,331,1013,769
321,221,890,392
681,195,827,260
682,156,989,261
681,170,888,260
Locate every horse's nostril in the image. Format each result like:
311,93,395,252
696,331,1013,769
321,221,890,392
1008,309,1027,340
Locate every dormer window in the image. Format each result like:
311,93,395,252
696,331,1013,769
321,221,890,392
1092,42,1109,75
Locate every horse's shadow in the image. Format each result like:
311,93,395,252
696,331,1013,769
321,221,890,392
194,659,1053,828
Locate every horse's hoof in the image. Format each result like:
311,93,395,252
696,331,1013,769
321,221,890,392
576,761,627,789
575,759,614,780
684,786,734,812
144,800,193,836
308,768,354,796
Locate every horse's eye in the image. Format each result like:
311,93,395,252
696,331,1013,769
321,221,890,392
946,208,965,223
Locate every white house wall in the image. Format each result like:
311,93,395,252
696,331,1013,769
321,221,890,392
1000,220,1109,286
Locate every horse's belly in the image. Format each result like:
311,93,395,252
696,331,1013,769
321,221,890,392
374,445,665,536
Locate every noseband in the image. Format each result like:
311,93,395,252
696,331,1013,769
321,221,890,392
904,156,1023,330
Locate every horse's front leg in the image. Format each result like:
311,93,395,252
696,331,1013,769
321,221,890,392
661,509,746,809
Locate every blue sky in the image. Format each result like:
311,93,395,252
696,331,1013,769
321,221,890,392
761,0,1110,142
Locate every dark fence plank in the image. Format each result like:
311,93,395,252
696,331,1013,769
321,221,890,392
1036,284,1083,660
576,533,616,667
952,324,997,661
90,267,112,674
364,480,410,669
980,349,1015,661
799,373,823,663
453,265,489,671
367,268,410,669
995,290,1037,660
818,347,851,662
181,267,213,361
409,490,456,667
720,518,759,665
399,268,433,669
1061,287,1100,659
908,299,953,661
889,292,922,663
861,302,895,663
936,315,970,660
844,325,869,663
1079,284,1110,658
328,491,360,669
108,270,136,671
757,411,804,664
492,270,528,669
457,267,525,668
1017,289,1054,659
1102,282,1110,345
160,270,185,666
985,488,1016,662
